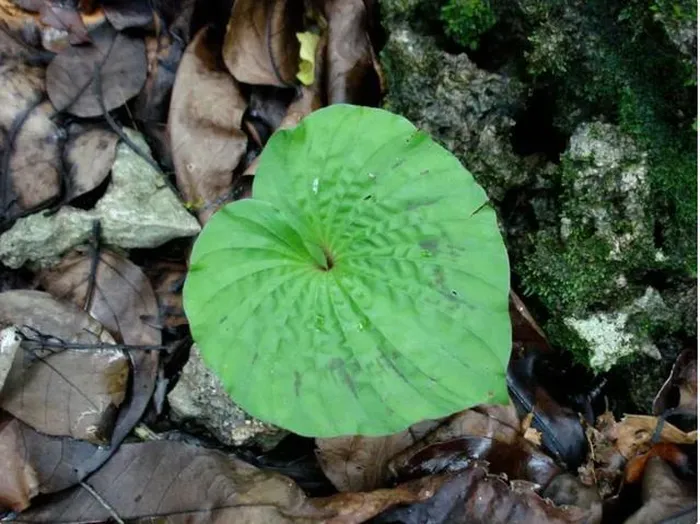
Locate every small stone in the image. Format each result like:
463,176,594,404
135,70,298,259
0,128,200,268
168,345,286,449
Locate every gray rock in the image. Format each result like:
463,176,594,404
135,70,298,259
0,128,200,268
0,207,96,269
168,345,286,450
380,27,529,201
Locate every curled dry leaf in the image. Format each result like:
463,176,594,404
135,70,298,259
0,62,61,222
316,420,439,492
0,290,128,443
169,26,248,223
607,414,697,460
64,123,118,203
222,0,302,86
0,414,38,513
375,464,596,524
39,248,160,346
18,441,330,523
46,23,147,117
323,0,382,105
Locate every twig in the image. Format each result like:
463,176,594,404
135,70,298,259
79,480,125,524
21,339,170,353
84,220,102,311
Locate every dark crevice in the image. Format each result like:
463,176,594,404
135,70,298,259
510,87,569,162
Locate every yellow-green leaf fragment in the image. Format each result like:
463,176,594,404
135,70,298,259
295,32,320,86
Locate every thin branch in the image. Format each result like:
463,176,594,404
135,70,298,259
79,480,125,524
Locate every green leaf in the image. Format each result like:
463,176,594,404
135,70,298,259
184,104,511,437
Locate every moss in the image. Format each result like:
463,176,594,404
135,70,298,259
520,228,628,317
440,0,497,49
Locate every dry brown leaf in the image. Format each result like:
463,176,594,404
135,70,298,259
374,464,596,524
143,260,188,330
40,248,160,346
39,249,162,479
222,0,302,86
0,290,128,443
323,0,382,105
316,419,439,492
169,26,248,223
609,414,697,459
46,23,146,117
279,33,326,129
64,123,118,202
0,414,39,512
18,440,331,523
0,61,61,220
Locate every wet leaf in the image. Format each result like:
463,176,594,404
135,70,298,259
624,456,696,524
168,26,248,224
507,351,587,468
102,0,152,30
653,349,697,415
46,23,147,117
39,248,160,345
64,123,118,203
0,413,38,512
0,290,128,442
316,420,439,492
374,464,596,524
17,440,330,522
222,0,302,86
323,0,382,105
395,436,562,488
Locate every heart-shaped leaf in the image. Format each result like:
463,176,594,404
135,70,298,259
184,104,511,437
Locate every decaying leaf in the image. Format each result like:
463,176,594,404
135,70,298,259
222,0,302,86
17,441,330,522
36,0,91,44
169,26,248,223
46,23,147,117
0,62,61,222
39,248,160,345
323,0,382,105
0,413,39,513
0,290,128,443
143,260,188,331
64,123,118,203
316,420,439,492
375,464,596,524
